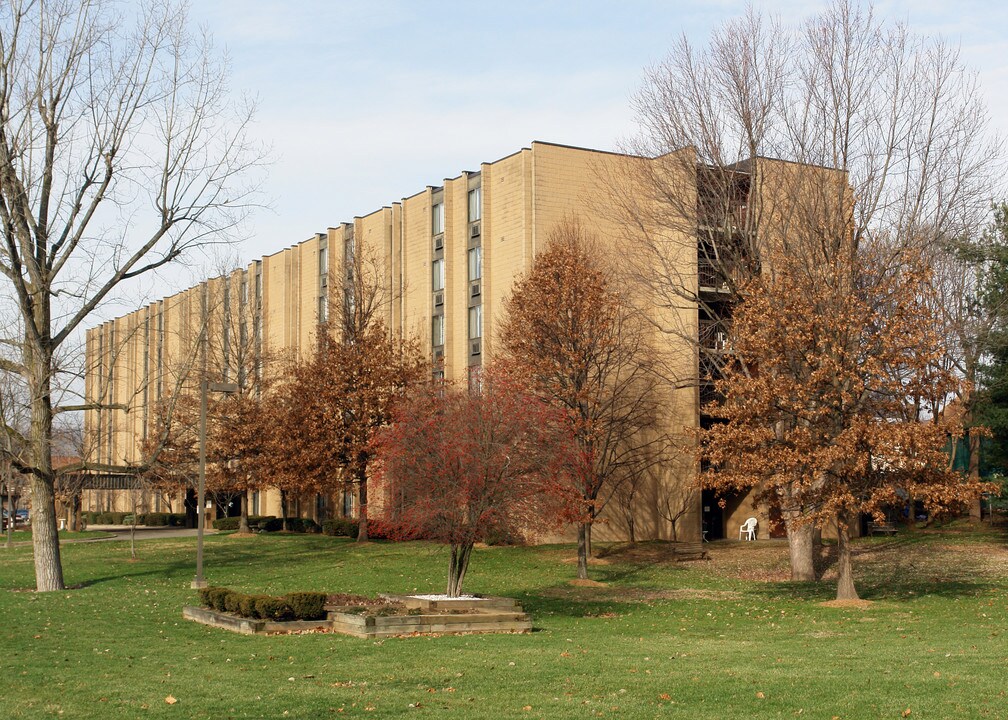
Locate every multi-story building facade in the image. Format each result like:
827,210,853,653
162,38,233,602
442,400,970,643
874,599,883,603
83,140,822,541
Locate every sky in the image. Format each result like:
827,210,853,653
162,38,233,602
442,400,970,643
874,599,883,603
179,0,1008,268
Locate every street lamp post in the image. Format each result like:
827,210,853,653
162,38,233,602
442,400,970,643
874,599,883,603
192,380,239,590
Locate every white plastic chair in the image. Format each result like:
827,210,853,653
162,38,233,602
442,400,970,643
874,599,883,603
739,517,757,541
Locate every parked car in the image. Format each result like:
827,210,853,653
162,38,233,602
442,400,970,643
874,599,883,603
3,508,29,528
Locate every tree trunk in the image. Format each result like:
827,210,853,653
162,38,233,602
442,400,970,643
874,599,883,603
968,430,982,521
627,513,636,544
356,468,368,542
3,484,12,549
585,518,593,558
785,517,816,582
30,474,64,591
576,522,589,580
446,542,474,597
280,490,289,532
779,484,815,581
70,492,82,532
129,502,137,560
26,337,65,591
835,515,859,601
238,493,250,533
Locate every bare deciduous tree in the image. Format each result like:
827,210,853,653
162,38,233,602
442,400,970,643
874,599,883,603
0,1,262,590
612,0,1000,581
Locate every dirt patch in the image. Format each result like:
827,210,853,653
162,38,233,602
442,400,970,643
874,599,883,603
227,531,257,538
595,543,679,564
568,578,608,587
819,599,875,609
561,556,612,566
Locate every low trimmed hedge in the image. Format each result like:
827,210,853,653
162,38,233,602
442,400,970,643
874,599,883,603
321,518,358,538
285,592,328,619
211,515,273,531
197,586,327,621
83,511,187,526
259,517,320,534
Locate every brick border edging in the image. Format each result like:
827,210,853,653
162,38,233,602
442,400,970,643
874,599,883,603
183,600,532,639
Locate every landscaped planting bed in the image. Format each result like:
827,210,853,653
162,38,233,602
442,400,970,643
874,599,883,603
184,588,532,637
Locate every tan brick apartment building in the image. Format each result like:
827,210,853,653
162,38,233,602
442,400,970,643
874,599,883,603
82,141,807,542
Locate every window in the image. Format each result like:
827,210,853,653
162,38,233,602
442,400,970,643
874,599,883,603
468,365,483,394
468,305,482,340
432,201,444,235
319,246,328,275
344,237,354,261
468,187,481,222
344,287,355,317
468,247,481,281
318,294,328,323
432,258,444,292
432,314,444,347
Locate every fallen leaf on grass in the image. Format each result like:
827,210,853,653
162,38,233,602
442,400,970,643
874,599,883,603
756,692,765,699
902,709,912,717
165,695,178,705
659,693,671,701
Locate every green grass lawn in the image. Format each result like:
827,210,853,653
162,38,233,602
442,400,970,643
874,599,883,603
1,526,1006,719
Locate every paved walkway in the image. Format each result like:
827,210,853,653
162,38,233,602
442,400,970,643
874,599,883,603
88,525,214,541
6,525,214,547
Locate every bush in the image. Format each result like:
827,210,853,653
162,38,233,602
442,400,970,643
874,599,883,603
139,512,171,526
284,592,327,620
248,515,275,530
288,518,320,533
321,519,359,538
239,594,261,618
198,586,324,621
201,586,231,612
259,517,320,533
260,517,283,532
197,586,215,606
212,517,240,531
223,590,243,614
254,595,293,621
364,518,396,540
212,515,271,531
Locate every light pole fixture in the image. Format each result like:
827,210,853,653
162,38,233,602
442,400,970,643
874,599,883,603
192,380,239,590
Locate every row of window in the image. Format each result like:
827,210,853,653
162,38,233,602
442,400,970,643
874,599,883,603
431,247,481,292
431,305,482,346
431,187,481,235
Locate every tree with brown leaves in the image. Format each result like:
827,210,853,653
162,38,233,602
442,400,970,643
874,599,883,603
500,219,667,580
374,369,576,596
701,245,992,601
268,323,425,541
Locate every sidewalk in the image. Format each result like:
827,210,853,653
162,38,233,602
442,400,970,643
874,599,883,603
7,525,214,547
